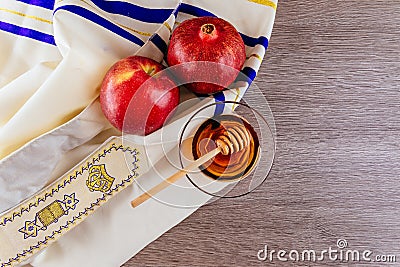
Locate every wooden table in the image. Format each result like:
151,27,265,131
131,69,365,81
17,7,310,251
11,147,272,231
125,1,400,265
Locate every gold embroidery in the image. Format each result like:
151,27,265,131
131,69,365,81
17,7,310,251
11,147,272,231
0,7,52,24
1,143,139,267
37,201,65,227
62,193,79,210
18,221,40,239
248,0,277,10
0,144,126,227
86,164,115,193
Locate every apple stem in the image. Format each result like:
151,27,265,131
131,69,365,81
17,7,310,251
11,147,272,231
147,67,156,76
201,23,215,35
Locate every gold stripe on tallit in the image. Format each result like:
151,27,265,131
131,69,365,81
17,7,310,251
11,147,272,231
248,0,277,10
0,7,52,24
247,53,263,62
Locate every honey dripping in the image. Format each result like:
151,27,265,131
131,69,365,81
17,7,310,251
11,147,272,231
192,114,260,180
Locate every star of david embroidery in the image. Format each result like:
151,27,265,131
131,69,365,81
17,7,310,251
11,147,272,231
19,220,40,239
62,193,79,210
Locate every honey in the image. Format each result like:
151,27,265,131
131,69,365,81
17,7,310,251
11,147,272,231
192,114,260,180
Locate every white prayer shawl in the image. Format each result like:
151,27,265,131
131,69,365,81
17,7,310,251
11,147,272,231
0,0,277,266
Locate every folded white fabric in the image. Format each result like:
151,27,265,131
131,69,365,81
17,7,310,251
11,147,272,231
0,0,277,266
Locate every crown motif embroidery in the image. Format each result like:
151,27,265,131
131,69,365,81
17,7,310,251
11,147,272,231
86,164,115,193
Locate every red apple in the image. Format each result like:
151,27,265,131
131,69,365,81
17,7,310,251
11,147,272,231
167,17,246,94
100,56,179,135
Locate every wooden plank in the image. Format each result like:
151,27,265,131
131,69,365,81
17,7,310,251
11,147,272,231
124,0,400,265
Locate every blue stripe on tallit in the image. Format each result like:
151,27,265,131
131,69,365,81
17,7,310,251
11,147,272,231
150,34,168,54
0,20,55,45
237,67,257,84
213,91,226,116
17,0,55,10
179,3,216,17
173,4,181,17
240,34,269,49
54,5,145,46
90,0,174,24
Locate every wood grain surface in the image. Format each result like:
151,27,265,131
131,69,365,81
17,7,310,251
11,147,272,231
124,1,400,266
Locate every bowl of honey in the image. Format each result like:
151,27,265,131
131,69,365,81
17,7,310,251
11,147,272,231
178,100,275,199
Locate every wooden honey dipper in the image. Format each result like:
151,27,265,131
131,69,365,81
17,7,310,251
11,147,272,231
131,124,251,208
